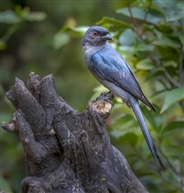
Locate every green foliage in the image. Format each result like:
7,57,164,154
0,6,46,50
96,16,132,29
69,0,184,192
1,0,184,193
161,87,184,113
0,7,46,24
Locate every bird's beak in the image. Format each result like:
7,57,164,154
102,34,113,41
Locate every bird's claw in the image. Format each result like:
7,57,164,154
96,91,114,105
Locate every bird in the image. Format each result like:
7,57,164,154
81,26,165,172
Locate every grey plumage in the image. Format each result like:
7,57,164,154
82,26,165,172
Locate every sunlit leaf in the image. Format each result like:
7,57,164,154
161,87,184,113
91,85,108,100
62,26,88,37
53,32,70,49
0,39,7,50
93,85,108,92
25,12,47,22
136,58,154,70
97,17,132,28
162,60,177,67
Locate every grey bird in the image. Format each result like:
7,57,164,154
82,26,165,172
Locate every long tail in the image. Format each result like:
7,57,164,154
131,100,165,173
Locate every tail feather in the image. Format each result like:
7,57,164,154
131,100,165,173
139,94,157,112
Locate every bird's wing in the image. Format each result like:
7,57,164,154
90,51,156,111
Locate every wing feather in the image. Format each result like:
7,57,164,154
90,51,156,111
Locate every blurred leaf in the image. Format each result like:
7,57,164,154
136,58,154,70
53,32,70,49
179,34,184,46
110,130,126,139
0,10,21,24
134,42,154,51
166,12,184,22
25,12,47,22
146,25,162,39
161,87,184,113
156,46,178,61
119,28,136,46
162,121,184,135
96,17,132,28
150,1,165,16
112,114,134,125
152,36,180,49
157,24,173,34
117,7,164,24
110,125,138,139
162,60,177,67
0,177,13,193
120,132,138,146
0,39,7,50
120,0,137,7
62,26,88,37
91,85,108,101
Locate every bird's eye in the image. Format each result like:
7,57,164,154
93,31,98,36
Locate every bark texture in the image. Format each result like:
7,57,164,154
2,73,149,193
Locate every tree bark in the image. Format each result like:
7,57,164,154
2,72,149,193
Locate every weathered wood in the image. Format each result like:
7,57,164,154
2,72,149,193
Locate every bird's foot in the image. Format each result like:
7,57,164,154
96,91,114,105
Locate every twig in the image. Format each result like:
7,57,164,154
127,3,141,37
163,68,181,88
179,102,184,112
159,80,170,90
178,45,183,85
159,148,179,176
139,1,152,37
1,25,18,43
127,2,181,89
148,54,181,88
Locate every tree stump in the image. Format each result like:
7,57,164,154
2,72,149,193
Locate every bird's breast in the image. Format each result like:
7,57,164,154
83,45,106,63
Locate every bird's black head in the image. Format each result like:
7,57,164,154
82,26,113,46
